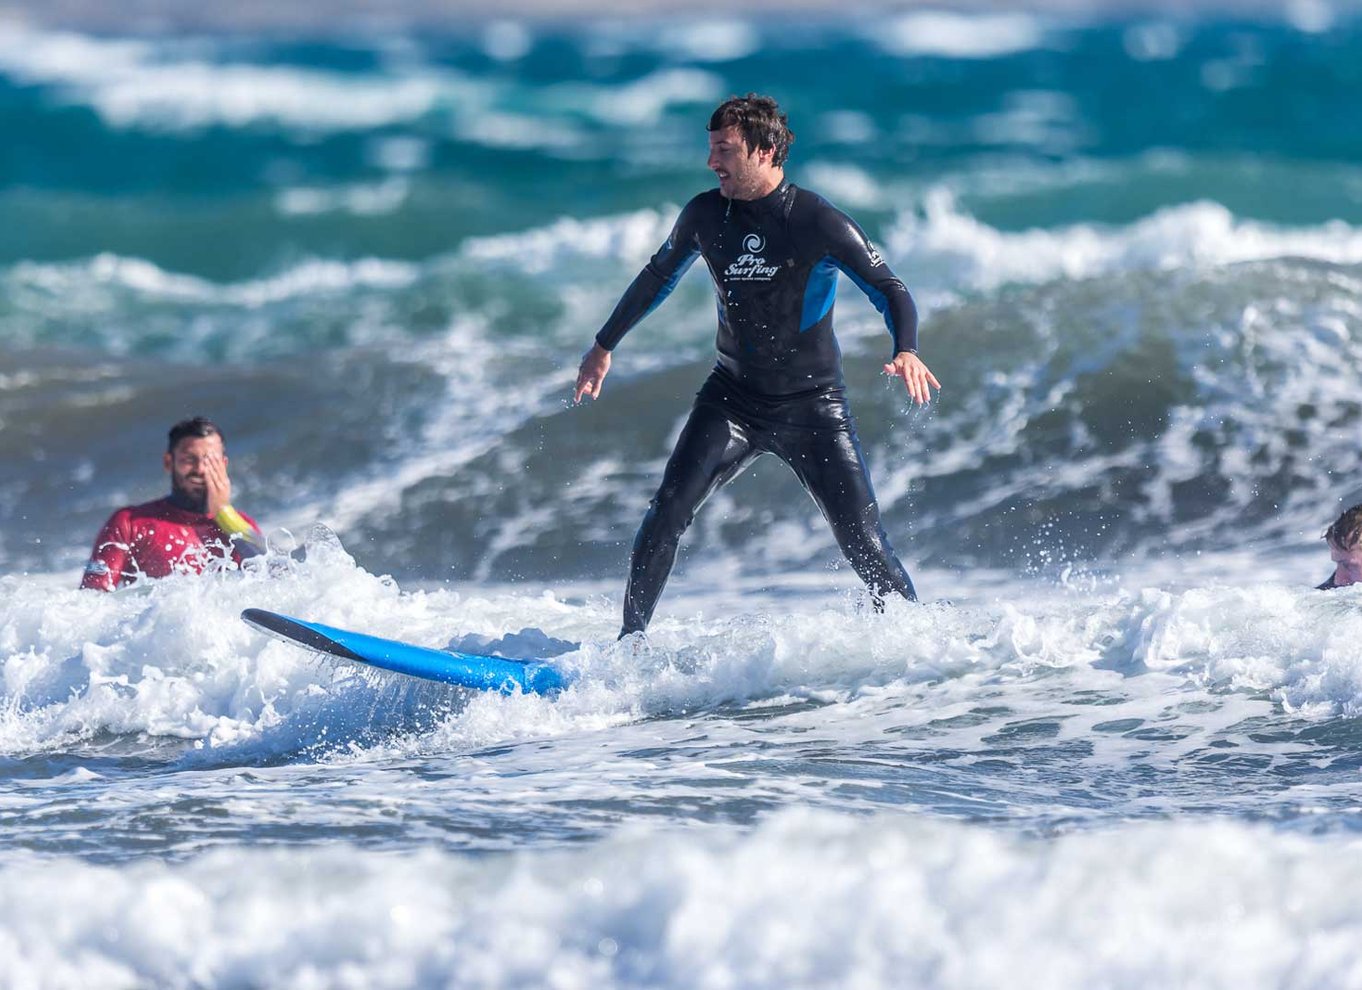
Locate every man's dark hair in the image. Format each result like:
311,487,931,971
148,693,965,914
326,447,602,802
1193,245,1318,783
1326,504,1362,551
708,94,795,167
167,416,223,453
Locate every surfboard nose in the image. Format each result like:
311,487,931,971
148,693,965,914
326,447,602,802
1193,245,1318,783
241,607,369,662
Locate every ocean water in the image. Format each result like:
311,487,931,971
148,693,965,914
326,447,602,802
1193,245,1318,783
4,5,1362,987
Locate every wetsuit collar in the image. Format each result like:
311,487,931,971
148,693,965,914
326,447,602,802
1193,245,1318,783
724,178,793,224
731,177,789,209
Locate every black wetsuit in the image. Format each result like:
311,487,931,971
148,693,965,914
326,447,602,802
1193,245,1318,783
597,180,921,634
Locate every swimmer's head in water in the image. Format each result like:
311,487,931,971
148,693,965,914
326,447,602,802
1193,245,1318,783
1325,503,1362,587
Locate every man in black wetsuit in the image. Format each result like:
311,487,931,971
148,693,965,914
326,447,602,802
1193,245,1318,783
575,94,941,636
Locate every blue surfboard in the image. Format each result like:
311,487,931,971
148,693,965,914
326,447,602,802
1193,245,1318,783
241,608,571,695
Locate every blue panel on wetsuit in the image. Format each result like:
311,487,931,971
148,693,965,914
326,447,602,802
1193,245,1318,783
800,256,840,331
833,259,896,339
644,250,699,317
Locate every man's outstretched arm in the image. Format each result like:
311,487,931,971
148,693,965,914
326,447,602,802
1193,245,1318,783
826,209,941,405
575,199,702,403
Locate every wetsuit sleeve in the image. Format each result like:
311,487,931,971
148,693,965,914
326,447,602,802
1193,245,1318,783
594,198,702,351
215,505,266,559
822,206,919,355
80,510,133,591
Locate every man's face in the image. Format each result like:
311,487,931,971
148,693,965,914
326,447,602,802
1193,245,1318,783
1330,541,1362,588
707,126,778,200
164,434,225,509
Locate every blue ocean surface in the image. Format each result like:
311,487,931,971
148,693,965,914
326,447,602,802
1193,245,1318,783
3,4,1362,986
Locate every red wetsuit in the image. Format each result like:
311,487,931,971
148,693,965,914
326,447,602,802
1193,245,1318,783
80,494,262,591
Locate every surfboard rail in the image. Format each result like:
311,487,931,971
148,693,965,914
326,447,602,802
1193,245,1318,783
241,608,570,695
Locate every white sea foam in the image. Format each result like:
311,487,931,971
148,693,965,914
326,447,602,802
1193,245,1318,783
874,11,1050,59
362,190,1362,305
5,212,670,336
556,67,726,127
801,162,885,209
367,134,431,172
13,195,1362,332
1119,583,1362,715
816,109,879,145
88,64,446,133
887,191,1362,293
0,24,726,138
458,111,582,151
0,29,457,133
441,190,1362,342
1123,21,1187,61
582,18,758,63
1,251,430,360
453,190,1362,302
0,28,148,85
651,19,761,63
9,253,420,310
147,253,415,304
5,534,1362,761
459,208,676,273
481,20,534,62
274,177,411,217
2,811,1362,989
1286,0,1337,32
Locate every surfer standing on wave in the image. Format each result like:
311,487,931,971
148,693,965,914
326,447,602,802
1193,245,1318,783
574,94,940,635
80,417,265,591
1319,504,1362,590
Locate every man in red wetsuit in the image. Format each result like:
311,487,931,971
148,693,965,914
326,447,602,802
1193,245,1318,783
80,417,265,591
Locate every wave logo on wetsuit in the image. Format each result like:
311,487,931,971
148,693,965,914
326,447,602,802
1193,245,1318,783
726,232,781,282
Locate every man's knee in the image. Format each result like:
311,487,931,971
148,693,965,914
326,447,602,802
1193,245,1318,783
828,505,891,556
637,489,697,547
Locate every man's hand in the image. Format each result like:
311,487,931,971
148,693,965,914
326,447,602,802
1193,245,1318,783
203,451,232,518
883,351,941,406
574,343,613,403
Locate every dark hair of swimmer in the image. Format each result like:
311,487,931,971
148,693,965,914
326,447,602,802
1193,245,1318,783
707,93,795,167
1325,503,1362,551
167,416,223,453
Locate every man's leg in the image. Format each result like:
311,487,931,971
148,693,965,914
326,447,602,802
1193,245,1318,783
622,403,758,635
781,425,918,604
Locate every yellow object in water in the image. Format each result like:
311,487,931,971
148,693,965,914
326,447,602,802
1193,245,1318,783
215,504,265,552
